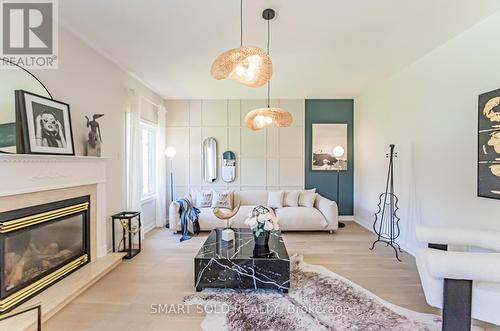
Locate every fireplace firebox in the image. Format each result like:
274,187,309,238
0,196,90,313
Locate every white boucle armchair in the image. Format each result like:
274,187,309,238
415,226,500,331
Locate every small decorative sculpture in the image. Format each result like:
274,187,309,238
212,203,241,241
85,114,104,156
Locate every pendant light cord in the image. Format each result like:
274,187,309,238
240,0,243,47
267,16,270,55
267,17,271,108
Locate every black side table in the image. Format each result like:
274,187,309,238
111,211,141,259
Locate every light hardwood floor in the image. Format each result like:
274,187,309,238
43,222,498,331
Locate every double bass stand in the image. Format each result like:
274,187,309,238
370,144,402,262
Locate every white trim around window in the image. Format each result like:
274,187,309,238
140,120,157,201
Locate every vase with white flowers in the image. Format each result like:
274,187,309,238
244,205,280,246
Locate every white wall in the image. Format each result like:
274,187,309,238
165,99,305,199
33,28,164,247
354,12,500,254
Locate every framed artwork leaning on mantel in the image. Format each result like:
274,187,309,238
15,90,75,156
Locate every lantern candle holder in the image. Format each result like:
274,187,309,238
111,211,142,259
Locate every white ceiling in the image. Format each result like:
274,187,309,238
60,0,500,99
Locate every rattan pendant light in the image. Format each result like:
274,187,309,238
210,0,272,88
245,9,293,131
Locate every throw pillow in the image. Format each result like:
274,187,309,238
299,191,318,208
267,191,284,209
194,190,213,208
284,191,300,207
211,190,234,209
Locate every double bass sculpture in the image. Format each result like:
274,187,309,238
370,144,402,261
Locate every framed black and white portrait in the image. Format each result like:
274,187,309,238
16,90,75,155
478,89,500,200
312,123,348,171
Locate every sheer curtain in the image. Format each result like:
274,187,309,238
155,105,167,227
125,89,142,212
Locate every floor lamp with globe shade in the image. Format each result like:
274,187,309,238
333,146,346,229
165,146,177,205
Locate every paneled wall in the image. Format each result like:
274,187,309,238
165,99,305,199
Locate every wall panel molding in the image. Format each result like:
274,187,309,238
166,99,305,198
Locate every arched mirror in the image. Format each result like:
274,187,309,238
203,137,218,183
0,59,52,153
222,151,236,183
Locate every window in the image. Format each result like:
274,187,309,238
141,121,156,199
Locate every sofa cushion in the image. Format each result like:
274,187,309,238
267,191,284,209
197,208,225,230
299,192,318,208
284,191,300,207
211,190,234,209
193,190,212,208
234,190,268,206
229,205,252,228
275,207,328,230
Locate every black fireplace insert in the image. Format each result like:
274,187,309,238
0,195,90,313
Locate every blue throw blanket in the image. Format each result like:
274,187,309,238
177,197,200,242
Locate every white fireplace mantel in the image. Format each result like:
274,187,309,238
0,153,109,258
0,154,108,196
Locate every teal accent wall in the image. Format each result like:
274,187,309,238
305,100,354,215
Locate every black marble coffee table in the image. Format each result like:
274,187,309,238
194,228,290,293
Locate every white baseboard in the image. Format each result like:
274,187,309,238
353,216,415,257
339,215,355,221
354,216,373,231
143,223,156,235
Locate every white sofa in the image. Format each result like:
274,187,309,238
169,190,338,232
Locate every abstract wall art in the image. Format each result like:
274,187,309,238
311,123,348,171
478,88,500,200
